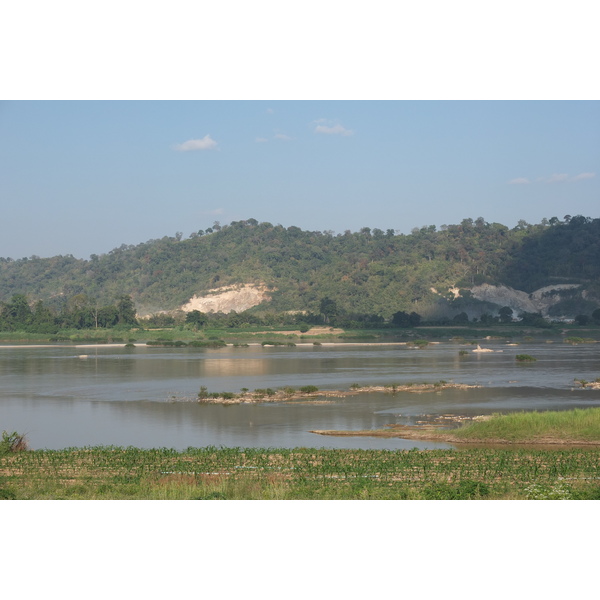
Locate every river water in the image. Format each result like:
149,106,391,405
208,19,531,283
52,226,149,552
1,341,599,450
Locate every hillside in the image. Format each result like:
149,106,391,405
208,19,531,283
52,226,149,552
1,215,599,320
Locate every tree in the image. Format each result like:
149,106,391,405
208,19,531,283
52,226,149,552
392,311,421,327
1,294,33,330
498,306,513,323
319,297,338,323
186,310,208,329
392,311,411,327
98,305,119,328
452,312,469,324
116,295,137,326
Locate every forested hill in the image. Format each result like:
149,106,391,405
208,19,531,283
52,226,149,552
1,215,599,318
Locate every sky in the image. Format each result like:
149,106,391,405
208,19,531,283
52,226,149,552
1,100,598,259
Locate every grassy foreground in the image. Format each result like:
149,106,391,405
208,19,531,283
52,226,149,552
2,445,600,500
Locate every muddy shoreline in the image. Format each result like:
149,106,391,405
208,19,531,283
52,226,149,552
310,424,600,446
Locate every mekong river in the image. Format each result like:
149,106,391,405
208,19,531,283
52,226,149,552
1,341,599,450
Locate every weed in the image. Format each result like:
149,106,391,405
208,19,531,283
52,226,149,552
524,483,572,500
422,479,490,500
0,431,29,454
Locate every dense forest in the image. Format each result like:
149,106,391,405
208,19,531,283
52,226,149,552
1,215,599,329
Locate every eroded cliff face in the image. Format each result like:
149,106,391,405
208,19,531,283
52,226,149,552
181,284,272,314
470,283,581,316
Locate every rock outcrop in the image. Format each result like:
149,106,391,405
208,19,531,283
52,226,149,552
181,284,272,314
470,283,581,317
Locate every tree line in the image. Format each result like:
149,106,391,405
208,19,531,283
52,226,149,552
0,294,137,333
0,215,598,320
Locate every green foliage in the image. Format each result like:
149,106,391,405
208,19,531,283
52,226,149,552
0,431,29,454
1,216,599,326
516,354,536,361
422,479,491,500
392,310,422,327
299,385,319,393
452,408,600,442
185,310,208,328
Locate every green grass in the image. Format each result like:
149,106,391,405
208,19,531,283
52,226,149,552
1,445,600,500
451,408,600,443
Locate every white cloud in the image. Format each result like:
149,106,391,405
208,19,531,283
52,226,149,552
174,134,218,152
255,137,268,143
571,172,595,181
314,121,353,136
545,173,569,183
274,133,293,141
510,172,596,185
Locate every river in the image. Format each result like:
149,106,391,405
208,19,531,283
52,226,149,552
1,341,599,450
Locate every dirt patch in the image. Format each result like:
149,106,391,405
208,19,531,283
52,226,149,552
181,284,272,314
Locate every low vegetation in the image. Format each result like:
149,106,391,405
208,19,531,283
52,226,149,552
515,354,537,362
1,444,599,500
315,408,600,446
450,408,600,443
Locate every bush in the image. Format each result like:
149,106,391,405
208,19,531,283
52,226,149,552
0,431,29,454
516,354,537,362
299,385,319,393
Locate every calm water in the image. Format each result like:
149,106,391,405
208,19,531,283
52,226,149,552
1,341,599,450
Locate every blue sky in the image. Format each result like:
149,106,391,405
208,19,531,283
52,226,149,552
1,101,597,259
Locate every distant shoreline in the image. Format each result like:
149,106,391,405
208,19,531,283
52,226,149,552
0,341,419,349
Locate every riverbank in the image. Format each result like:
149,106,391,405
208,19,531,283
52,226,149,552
312,407,600,446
